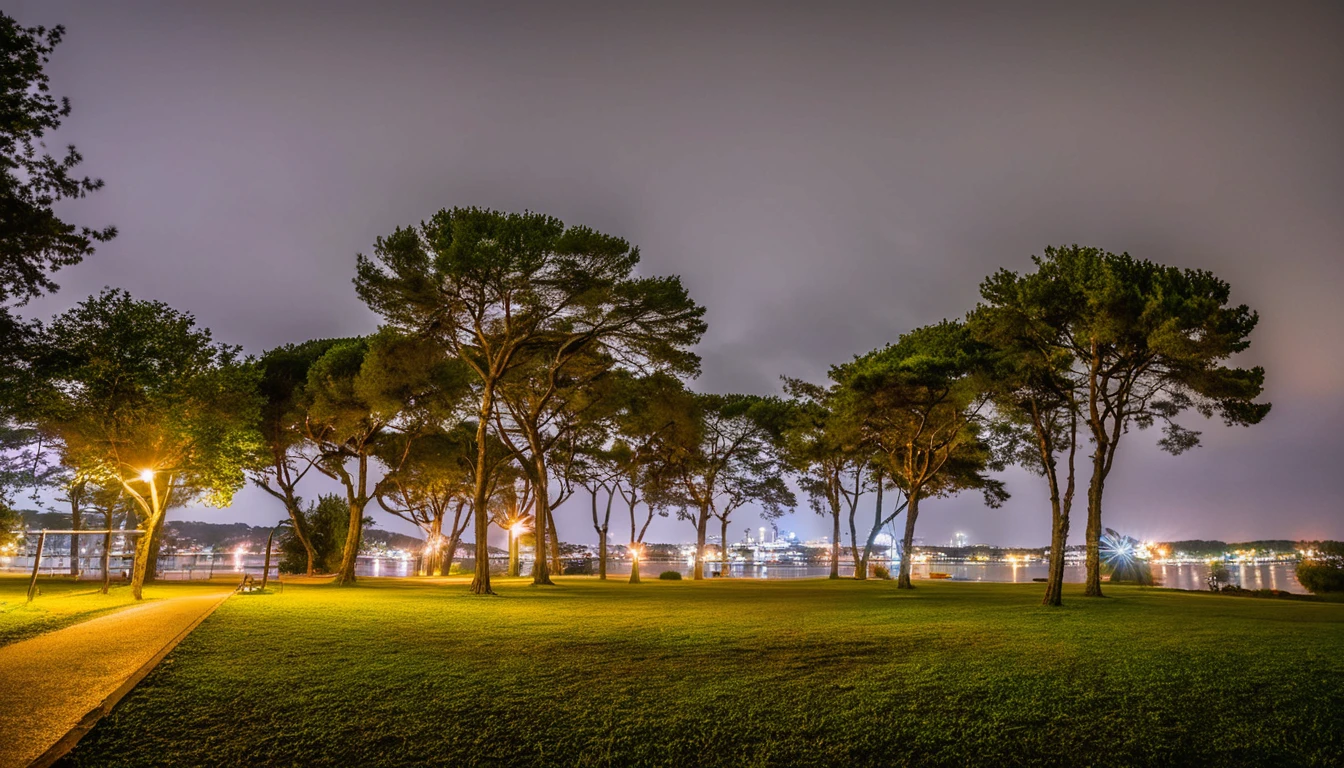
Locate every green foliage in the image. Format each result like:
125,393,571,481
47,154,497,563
1024,246,1271,447
976,246,1270,595
375,424,477,527
873,565,892,580
834,320,1006,506
255,339,345,462
667,392,798,531
0,501,18,549
355,207,706,382
658,570,682,580
0,12,116,505
599,372,699,528
300,328,471,583
278,494,358,574
1297,542,1344,594
302,330,469,455
356,206,706,592
968,267,1082,483
28,288,264,509
781,377,870,524
0,12,115,308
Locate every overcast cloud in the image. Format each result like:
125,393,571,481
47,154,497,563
11,1,1343,547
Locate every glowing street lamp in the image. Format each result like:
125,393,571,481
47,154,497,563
507,520,527,577
138,468,155,483
629,542,643,584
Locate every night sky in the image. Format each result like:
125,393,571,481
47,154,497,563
11,1,1343,547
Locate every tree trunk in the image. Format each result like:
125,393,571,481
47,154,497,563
143,511,168,583
428,514,445,576
594,488,615,581
1041,453,1066,606
548,510,562,575
1043,501,1071,606
469,382,497,595
130,509,165,600
1083,346,1108,599
336,496,363,585
628,495,643,584
531,458,554,585
693,509,708,580
598,527,608,580
896,493,921,589
100,511,113,594
1041,413,1077,607
288,498,318,576
1083,450,1106,597
531,500,550,584
261,525,278,590
444,531,461,577
847,507,863,579
334,454,371,586
1040,444,1069,606
829,504,841,579
444,501,468,576
69,498,82,578
719,515,730,576
859,475,885,579
592,489,606,580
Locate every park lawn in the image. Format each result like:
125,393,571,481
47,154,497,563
60,578,1344,768
0,575,232,647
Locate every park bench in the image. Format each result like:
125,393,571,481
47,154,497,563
237,573,282,593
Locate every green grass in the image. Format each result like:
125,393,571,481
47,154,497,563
60,578,1344,767
0,575,232,647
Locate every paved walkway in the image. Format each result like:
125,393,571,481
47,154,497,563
0,587,233,768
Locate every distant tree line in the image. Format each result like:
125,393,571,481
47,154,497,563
0,13,1274,605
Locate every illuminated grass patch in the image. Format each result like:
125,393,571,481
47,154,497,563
62,579,1344,767
0,577,223,647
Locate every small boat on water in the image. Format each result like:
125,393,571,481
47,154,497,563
927,572,951,579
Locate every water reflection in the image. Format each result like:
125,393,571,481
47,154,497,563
599,560,1309,594
3,553,1309,594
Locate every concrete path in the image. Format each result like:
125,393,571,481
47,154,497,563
0,587,233,768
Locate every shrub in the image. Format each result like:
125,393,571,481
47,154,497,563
563,558,594,576
1296,542,1344,594
658,570,682,581
1207,561,1231,591
872,565,892,580
0,503,19,550
277,494,358,574
1217,585,1301,600
1107,558,1154,586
